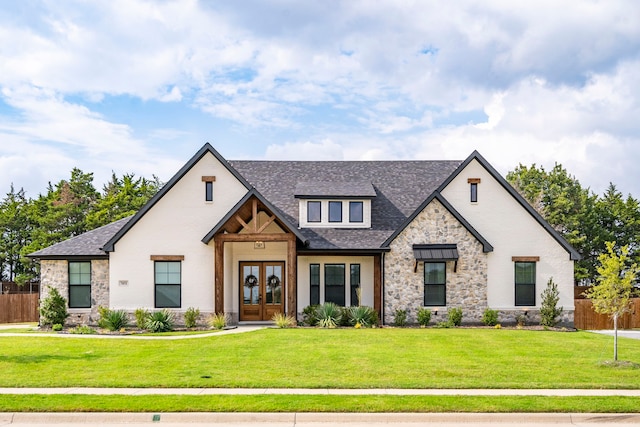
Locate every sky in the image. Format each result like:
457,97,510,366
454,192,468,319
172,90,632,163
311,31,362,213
1,0,639,200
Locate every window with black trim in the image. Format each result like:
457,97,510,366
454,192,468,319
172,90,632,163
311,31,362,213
515,262,536,306
69,261,91,308
424,262,446,306
307,201,321,222
324,264,345,306
310,264,320,305
470,182,478,202
205,181,213,202
155,261,181,308
328,201,342,222
350,264,360,306
349,201,363,223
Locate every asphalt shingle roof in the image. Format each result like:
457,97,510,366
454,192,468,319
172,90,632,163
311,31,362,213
28,216,132,258
30,158,463,256
229,160,462,250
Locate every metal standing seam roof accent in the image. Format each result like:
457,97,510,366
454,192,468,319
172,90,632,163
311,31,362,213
413,244,459,261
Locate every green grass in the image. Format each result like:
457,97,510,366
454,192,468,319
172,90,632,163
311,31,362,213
1,329,639,389
0,394,639,413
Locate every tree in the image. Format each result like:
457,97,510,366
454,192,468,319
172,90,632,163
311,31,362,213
585,242,638,361
86,172,161,229
507,163,597,282
539,278,563,327
0,185,33,283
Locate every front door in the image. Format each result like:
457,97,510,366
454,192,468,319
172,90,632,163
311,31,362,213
240,261,285,321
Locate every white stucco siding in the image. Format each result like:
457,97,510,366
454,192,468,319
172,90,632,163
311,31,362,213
297,256,375,309
108,152,248,311
440,159,575,310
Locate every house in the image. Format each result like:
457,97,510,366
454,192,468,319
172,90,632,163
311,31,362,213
29,143,579,326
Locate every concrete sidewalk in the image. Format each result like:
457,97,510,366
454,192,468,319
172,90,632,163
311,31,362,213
1,387,639,396
2,412,640,426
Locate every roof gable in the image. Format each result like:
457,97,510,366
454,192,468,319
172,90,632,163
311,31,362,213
381,192,493,251
202,188,308,244
103,143,251,252
438,151,581,260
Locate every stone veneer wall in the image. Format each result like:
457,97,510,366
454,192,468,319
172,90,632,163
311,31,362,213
385,199,488,324
40,259,109,326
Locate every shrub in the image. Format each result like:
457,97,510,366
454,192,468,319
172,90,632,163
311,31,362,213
145,309,175,332
272,312,297,328
339,307,352,327
135,308,150,329
348,306,377,327
39,286,69,327
540,278,563,327
516,313,526,328
393,309,407,327
209,312,229,330
184,307,200,328
69,325,97,334
316,302,342,328
448,307,463,326
52,323,63,331
417,308,432,327
98,307,129,331
301,305,319,326
482,308,499,326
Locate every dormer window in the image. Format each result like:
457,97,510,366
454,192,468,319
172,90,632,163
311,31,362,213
349,201,363,223
307,201,321,222
294,180,375,229
329,201,342,222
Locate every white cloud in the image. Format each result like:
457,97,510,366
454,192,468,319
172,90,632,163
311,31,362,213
264,139,344,160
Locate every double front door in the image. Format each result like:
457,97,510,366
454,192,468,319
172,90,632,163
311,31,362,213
240,261,284,321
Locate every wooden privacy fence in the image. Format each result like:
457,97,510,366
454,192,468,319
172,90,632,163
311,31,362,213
574,298,640,330
0,293,39,323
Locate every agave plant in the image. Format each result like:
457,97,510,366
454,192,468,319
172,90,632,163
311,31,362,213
272,312,297,328
145,309,175,332
316,302,342,328
98,308,129,331
208,312,229,330
348,305,377,327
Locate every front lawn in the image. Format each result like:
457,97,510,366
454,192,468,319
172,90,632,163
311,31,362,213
1,328,639,389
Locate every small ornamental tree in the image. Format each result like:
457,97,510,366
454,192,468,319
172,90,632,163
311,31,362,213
39,286,69,327
540,278,563,327
585,242,639,361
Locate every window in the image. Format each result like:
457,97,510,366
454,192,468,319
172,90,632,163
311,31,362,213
515,262,536,306
470,182,478,202
69,261,91,308
329,201,342,222
349,201,363,223
324,264,345,306
155,261,181,308
350,264,360,306
424,262,446,306
205,181,213,202
307,201,321,222
202,176,215,202
310,264,320,305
